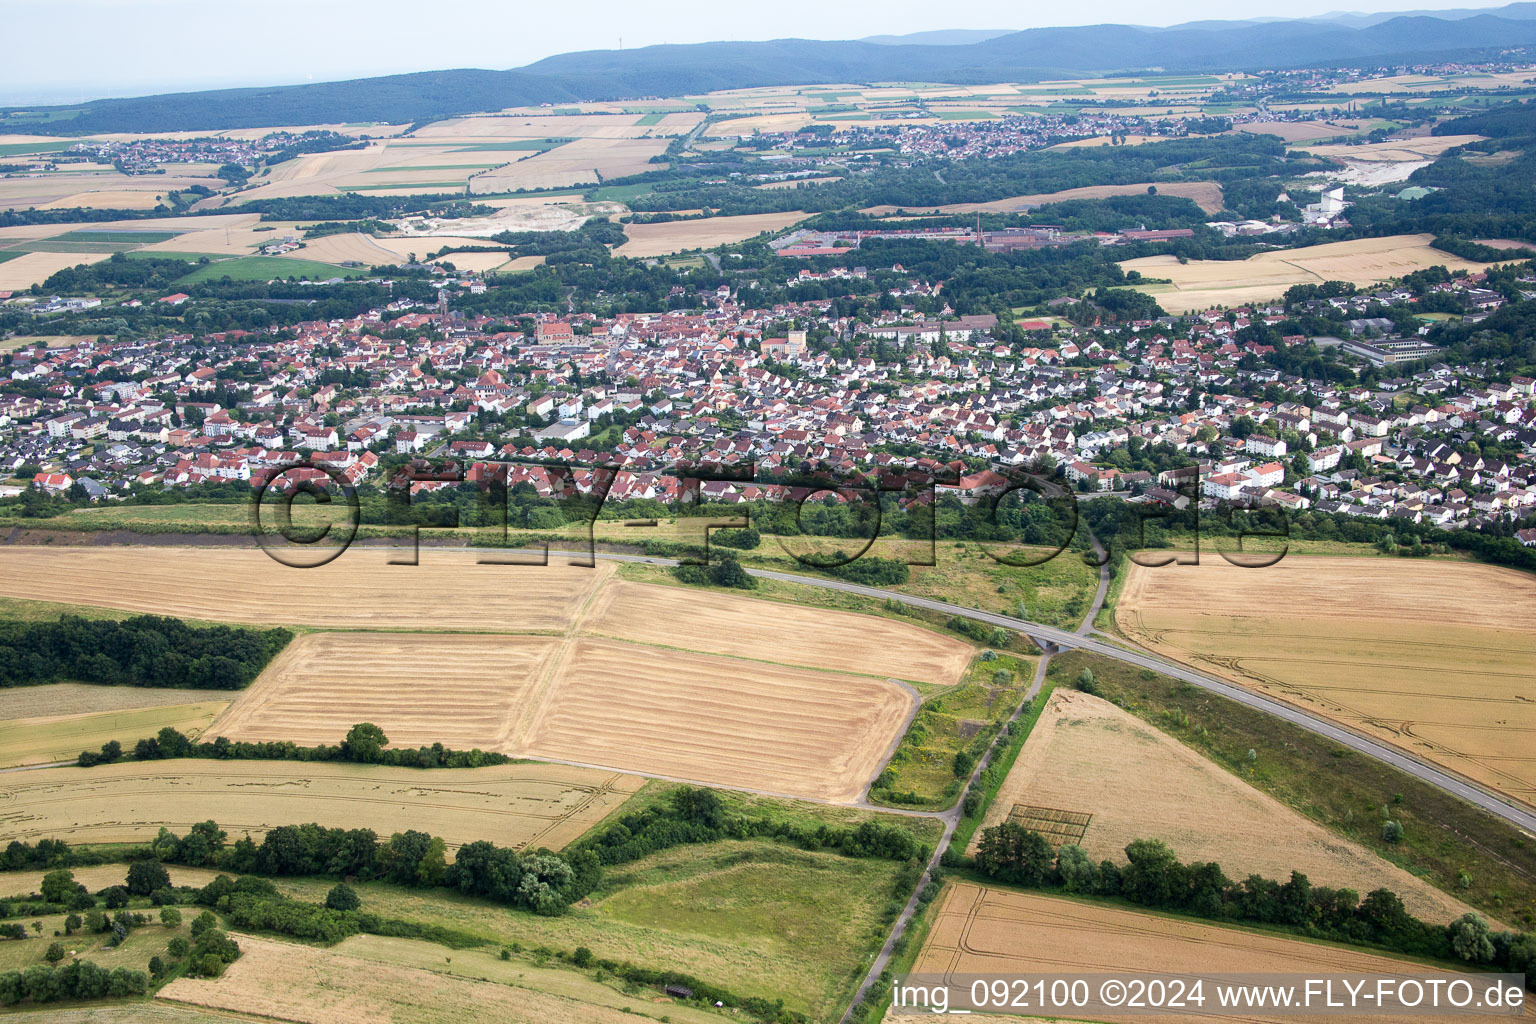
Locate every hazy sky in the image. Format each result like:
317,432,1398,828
0,0,1515,105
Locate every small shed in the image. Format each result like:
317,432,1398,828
664,984,694,999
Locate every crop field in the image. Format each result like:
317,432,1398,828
972,689,1476,923
0,759,641,851
1120,233,1502,313
584,578,972,683
1240,119,1368,142
0,546,959,802
863,180,1225,216
274,231,400,265
1117,556,1536,808
0,681,236,718
209,631,559,749
469,137,669,191
910,884,1501,1024
614,211,809,257
0,171,221,211
0,249,111,289
0,701,229,768
530,638,914,802
0,546,612,631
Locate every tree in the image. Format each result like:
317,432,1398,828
99,886,129,910
126,860,170,896
44,943,65,963
1074,668,1099,695
63,914,81,936
159,907,182,929
975,824,1054,887
342,722,388,764
1449,913,1495,962
39,869,76,905
167,936,189,959
148,955,166,979
1382,819,1404,843
1056,844,1098,893
324,884,360,912
189,911,217,939
708,554,756,590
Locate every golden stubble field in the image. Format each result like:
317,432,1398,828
1117,556,1536,808
1121,233,1502,313
0,546,968,803
0,545,609,631
905,883,1530,1024
0,759,641,852
972,690,1475,923
614,211,809,257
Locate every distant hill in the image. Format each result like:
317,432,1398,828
8,6,1536,135
1310,1,1536,28
860,29,1017,45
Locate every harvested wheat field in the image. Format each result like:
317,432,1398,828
614,212,808,257
161,934,719,1024
971,690,1475,923
1118,556,1536,807
0,760,640,851
291,231,403,265
904,884,1527,1024
1121,233,1502,313
0,701,229,769
1,546,963,803
0,682,235,719
469,137,669,192
527,638,914,802
585,579,971,683
864,181,1225,216
0,250,111,289
1241,119,1367,142
211,631,558,750
0,546,612,631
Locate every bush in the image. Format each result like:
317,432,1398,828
159,907,181,928
712,527,760,549
325,884,360,912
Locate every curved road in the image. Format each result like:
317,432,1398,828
545,547,1536,836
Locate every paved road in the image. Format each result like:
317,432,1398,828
543,547,1536,836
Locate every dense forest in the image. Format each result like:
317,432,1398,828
0,615,293,690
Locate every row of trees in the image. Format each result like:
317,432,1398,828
974,825,1536,984
80,723,510,771
0,614,292,691
150,819,590,917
